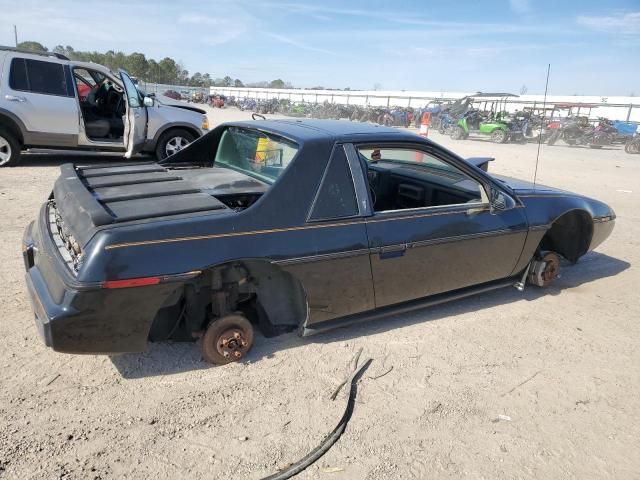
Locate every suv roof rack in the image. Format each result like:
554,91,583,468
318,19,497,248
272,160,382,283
0,45,69,61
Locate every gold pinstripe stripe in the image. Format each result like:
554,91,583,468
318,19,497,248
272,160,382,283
105,219,365,250
518,194,580,198
104,207,482,250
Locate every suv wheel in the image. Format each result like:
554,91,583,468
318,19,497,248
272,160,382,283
155,129,196,160
0,129,20,167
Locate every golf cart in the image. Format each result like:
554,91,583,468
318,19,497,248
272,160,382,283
450,93,522,143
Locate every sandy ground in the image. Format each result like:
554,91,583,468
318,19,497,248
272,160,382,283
1,107,639,480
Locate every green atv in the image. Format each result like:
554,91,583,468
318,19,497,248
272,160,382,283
450,109,510,143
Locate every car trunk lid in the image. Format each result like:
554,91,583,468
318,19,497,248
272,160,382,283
53,162,228,247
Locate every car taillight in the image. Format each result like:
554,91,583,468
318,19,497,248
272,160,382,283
103,277,161,289
102,270,202,289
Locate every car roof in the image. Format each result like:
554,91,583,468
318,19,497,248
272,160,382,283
0,45,69,61
0,47,117,77
228,119,423,143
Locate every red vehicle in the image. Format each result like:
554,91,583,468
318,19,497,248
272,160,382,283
76,83,91,101
162,90,182,101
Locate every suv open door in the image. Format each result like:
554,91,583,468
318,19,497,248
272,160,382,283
119,69,147,158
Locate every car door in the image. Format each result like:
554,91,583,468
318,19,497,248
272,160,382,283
119,69,147,157
3,56,78,146
350,143,529,308
280,144,375,327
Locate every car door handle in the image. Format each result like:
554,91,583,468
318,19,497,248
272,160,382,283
379,244,407,259
5,94,26,102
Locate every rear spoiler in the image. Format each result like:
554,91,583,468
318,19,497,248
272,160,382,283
465,156,494,172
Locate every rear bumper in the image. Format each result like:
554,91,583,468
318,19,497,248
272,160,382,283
22,207,180,354
23,259,70,349
23,217,81,352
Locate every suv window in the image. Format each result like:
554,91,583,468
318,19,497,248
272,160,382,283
8,58,28,91
309,146,358,221
74,69,97,87
9,58,71,97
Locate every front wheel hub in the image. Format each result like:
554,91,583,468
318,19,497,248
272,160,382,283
165,136,190,156
528,252,561,287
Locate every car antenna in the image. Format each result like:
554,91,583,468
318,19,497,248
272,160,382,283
533,64,551,190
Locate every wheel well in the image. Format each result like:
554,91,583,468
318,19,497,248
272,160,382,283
149,260,308,341
0,114,24,145
539,210,593,263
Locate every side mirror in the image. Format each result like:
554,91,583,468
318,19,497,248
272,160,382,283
143,96,154,107
489,187,516,214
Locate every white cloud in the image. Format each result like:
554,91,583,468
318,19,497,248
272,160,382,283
179,14,249,45
577,11,640,35
0,1,257,50
509,0,532,15
265,32,339,56
178,14,224,27
257,2,564,35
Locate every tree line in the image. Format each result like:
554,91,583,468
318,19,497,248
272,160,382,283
16,41,291,89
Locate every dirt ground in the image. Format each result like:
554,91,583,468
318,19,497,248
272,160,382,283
1,107,638,480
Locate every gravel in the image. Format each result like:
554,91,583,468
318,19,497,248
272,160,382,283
1,108,638,479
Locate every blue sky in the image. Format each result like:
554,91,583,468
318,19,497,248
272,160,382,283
1,0,639,95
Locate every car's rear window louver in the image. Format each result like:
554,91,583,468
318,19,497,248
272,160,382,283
73,162,227,224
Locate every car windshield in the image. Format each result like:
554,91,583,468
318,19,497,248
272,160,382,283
214,126,299,184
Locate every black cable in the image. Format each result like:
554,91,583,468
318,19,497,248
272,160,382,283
260,358,372,480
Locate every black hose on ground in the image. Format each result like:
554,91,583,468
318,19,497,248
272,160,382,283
259,357,372,480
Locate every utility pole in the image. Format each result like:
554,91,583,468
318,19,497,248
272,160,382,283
13,25,18,47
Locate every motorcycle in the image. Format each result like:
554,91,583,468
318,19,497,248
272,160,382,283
547,118,612,148
625,136,640,154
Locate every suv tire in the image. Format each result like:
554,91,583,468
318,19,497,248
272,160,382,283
155,129,196,160
0,129,20,167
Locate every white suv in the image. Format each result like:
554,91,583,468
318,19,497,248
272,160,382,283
0,47,209,167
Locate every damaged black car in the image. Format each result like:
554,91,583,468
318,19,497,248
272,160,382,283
23,119,615,363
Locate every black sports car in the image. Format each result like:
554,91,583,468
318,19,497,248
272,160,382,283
23,120,615,363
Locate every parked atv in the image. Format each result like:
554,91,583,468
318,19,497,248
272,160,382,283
505,112,532,144
450,110,510,143
437,113,459,134
547,118,612,148
526,114,555,143
625,136,640,154
599,118,637,144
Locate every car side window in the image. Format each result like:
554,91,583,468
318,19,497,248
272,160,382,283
358,146,487,212
120,71,141,108
9,58,28,90
309,146,358,221
9,58,70,96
